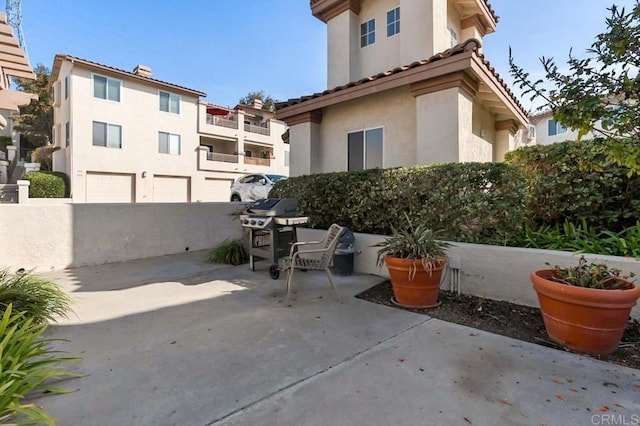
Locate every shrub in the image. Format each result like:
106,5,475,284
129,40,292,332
24,171,68,198
271,163,526,244
207,240,249,265
0,304,79,425
0,269,73,324
505,138,640,232
511,220,640,258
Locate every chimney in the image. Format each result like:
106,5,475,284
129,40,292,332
133,64,152,78
249,98,263,109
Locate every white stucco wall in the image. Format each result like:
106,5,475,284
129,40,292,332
0,202,244,272
299,228,640,319
532,112,596,146
326,0,468,87
319,86,417,172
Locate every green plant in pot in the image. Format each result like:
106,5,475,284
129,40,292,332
375,213,450,308
531,256,640,355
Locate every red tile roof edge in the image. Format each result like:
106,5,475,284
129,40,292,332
276,38,525,118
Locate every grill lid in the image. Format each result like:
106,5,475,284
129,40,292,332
245,198,299,217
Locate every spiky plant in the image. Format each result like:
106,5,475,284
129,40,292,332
0,304,80,425
0,269,73,324
374,213,450,279
207,240,249,266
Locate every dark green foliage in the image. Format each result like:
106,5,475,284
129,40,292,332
0,269,74,324
549,256,632,290
510,220,640,258
505,138,640,231
1,305,80,425
207,240,249,265
509,2,640,173
270,163,527,245
24,170,68,198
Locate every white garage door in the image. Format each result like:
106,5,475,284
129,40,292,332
153,175,190,202
86,172,134,203
203,178,233,202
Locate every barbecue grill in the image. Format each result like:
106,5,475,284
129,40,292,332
240,198,308,279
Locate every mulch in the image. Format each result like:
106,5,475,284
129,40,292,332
356,280,640,370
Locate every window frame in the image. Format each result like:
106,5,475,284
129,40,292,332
347,126,384,171
158,131,181,155
92,73,121,102
360,18,376,47
65,121,70,147
548,119,567,136
92,121,123,149
158,90,181,114
387,7,400,37
64,76,69,100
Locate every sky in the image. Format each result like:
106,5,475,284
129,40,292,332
15,0,638,112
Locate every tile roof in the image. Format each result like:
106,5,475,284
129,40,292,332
276,38,525,118
310,0,499,23
50,54,206,97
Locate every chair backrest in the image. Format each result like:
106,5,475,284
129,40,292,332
320,224,344,267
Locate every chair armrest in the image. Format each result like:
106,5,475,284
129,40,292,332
289,241,323,257
295,248,330,255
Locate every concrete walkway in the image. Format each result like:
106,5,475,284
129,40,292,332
33,251,640,426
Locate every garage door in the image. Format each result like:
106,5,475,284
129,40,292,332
86,172,134,203
203,178,233,202
153,175,190,202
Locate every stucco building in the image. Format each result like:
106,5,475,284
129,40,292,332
50,55,288,203
276,0,529,176
528,109,599,146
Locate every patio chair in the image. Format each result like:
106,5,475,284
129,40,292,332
279,224,345,303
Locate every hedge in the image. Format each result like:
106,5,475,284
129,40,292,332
504,138,640,232
24,171,69,198
270,163,527,244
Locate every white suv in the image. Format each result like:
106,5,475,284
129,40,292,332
230,174,287,202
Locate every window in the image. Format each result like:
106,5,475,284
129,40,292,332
548,119,567,136
64,76,69,99
361,19,375,47
284,150,290,167
450,28,458,47
92,121,122,148
159,91,180,114
65,122,70,147
348,127,383,171
93,75,121,102
387,7,400,37
158,132,181,155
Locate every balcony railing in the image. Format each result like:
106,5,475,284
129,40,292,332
206,114,239,129
244,157,270,166
244,123,270,136
207,152,239,163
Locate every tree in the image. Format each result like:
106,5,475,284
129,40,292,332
11,64,53,148
238,90,278,112
509,2,640,173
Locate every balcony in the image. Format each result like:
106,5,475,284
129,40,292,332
207,114,239,129
207,152,238,163
244,123,270,136
244,157,270,167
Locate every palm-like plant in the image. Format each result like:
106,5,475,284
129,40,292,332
375,213,450,278
0,269,73,324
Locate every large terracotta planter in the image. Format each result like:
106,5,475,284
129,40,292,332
385,256,447,308
531,269,640,355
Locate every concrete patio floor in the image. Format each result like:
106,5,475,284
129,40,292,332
33,251,640,426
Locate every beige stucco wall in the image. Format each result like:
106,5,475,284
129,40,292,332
326,0,468,87
51,60,289,203
299,228,640,319
467,101,495,162
318,86,417,172
0,202,244,272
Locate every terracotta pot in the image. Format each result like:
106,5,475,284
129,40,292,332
531,269,640,355
385,255,446,308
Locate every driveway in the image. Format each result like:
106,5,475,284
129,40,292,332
33,251,640,425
